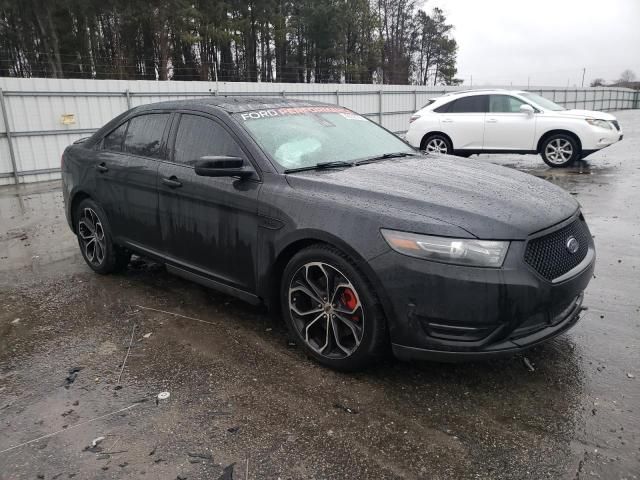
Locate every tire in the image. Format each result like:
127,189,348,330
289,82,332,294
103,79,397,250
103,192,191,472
75,198,130,274
540,134,579,167
280,244,388,371
421,133,452,155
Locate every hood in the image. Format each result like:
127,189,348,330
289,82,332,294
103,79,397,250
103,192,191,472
549,109,617,120
285,156,579,240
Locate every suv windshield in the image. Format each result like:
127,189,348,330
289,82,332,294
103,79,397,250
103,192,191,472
520,92,566,111
236,106,413,170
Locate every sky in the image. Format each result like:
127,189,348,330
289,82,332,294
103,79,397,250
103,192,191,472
422,0,640,87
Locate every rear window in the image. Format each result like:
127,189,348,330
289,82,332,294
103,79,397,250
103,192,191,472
102,122,127,151
434,101,453,113
123,114,170,159
450,95,488,113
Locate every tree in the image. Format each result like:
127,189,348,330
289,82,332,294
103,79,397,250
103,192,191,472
590,78,605,87
412,8,458,86
376,0,416,84
0,0,458,84
618,69,636,83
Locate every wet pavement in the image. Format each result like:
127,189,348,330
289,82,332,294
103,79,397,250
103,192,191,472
1,110,638,480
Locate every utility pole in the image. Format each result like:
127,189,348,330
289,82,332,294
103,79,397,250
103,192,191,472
581,68,586,87
214,61,219,95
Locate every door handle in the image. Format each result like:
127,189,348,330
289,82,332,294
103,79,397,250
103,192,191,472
486,118,498,123
161,176,183,188
442,118,453,123
96,162,108,173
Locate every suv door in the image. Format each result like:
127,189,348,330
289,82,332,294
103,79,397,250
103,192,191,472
157,112,261,293
484,95,537,150
437,94,488,150
94,112,170,249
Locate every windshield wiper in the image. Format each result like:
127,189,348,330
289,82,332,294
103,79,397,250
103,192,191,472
283,160,354,174
354,151,417,166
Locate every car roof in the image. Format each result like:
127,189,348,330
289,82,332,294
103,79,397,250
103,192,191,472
441,88,527,97
426,89,529,104
134,96,332,114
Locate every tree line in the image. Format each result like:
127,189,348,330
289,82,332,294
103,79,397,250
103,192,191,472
0,0,460,85
591,70,639,89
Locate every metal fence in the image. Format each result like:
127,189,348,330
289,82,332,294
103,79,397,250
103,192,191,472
1,77,638,185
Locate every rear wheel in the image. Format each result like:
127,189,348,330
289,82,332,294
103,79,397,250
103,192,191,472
540,134,579,167
281,245,388,370
75,198,130,274
422,134,452,155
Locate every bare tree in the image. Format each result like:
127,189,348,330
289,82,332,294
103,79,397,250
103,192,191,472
590,78,605,87
618,69,636,83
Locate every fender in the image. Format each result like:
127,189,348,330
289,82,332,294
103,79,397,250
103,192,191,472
257,227,397,329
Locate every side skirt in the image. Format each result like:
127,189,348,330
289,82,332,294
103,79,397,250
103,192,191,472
453,149,538,155
123,240,262,306
166,264,261,306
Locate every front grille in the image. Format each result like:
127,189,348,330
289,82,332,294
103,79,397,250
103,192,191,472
524,218,590,281
611,120,620,131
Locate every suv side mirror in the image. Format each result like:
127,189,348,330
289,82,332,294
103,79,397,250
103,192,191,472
520,104,535,115
194,156,253,178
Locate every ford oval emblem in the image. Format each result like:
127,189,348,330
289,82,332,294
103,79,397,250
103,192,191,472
566,236,579,254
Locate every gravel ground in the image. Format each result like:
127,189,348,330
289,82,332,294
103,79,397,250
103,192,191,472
0,110,638,480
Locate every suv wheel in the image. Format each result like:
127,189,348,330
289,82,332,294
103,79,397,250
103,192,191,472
540,134,579,167
281,245,388,370
422,134,451,155
75,198,130,274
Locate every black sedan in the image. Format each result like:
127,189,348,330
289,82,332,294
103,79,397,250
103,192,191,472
61,97,595,370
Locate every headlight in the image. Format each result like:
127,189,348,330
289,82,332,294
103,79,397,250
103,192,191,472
409,114,421,123
585,118,612,129
381,229,509,267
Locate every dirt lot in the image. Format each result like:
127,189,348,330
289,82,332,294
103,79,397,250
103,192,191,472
1,110,638,480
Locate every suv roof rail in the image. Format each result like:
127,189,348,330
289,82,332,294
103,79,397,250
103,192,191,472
442,88,509,96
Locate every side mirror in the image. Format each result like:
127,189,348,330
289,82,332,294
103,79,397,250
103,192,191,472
194,156,253,178
520,104,535,115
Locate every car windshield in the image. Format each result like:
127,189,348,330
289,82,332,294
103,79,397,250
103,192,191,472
236,106,414,170
520,92,566,111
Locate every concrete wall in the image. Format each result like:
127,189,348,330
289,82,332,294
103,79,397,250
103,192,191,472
1,77,638,185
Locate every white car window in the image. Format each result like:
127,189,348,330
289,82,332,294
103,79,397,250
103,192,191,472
489,95,526,113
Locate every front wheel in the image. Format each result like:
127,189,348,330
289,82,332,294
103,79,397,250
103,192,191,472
422,134,452,155
540,134,579,167
75,198,130,274
281,245,388,371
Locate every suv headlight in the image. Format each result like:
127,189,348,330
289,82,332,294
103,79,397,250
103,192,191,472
585,118,612,129
381,229,509,267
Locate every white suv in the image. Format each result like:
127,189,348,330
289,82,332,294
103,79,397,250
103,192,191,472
405,89,623,167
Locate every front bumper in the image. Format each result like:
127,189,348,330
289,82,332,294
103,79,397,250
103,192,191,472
392,294,583,361
370,217,595,361
582,126,623,150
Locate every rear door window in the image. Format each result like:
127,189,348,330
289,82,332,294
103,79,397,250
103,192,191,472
172,114,243,165
123,113,170,159
102,122,128,152
450,95,488,113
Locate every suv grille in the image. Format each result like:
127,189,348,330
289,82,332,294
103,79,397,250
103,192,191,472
611,120,620,131
524,218,591,281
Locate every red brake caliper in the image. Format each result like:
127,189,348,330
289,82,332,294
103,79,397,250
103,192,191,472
340,288,359,321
